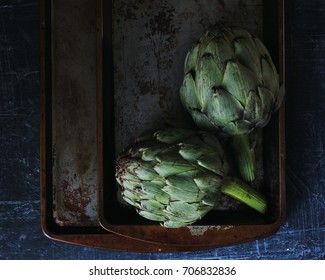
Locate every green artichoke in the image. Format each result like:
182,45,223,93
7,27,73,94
115,128,267,228
180,25,285,182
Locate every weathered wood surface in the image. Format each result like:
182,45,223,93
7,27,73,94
0,0,325,259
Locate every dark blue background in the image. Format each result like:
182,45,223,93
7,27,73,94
0,0,324,259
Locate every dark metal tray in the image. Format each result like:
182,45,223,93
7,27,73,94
98,0,286,247
40,0,285,251
40,0,226,252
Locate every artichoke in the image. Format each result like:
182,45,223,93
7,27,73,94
115,128,267,228
180,25,285,181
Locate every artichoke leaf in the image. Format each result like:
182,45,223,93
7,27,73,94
184,43,199,75
119,179,142,191
116,167,140,184
199,131,225,154
168,201,200,214
165,172,201,194
165,202,202,220
138,210,166,222
141,181,170,204
256,114,272,129
123,195,140,208
164,211,201,224
163,220,191,228
222,60,259,106
134,162,162,181
205,36,234,73
155,150,193,166
201,190,220,206
191,110,218,131
197,152,224,176
193,174,222,191
153,153,196,177
141,144,174,161
140,199,165,212
205,86,244,127
243,90,263,123
261,56,279,94
180,72,200,110
196,54,221,108
154,163,195,178
257,86,275,119
178,143,206,162
154,127,195,144
163,184,204,203
122,189,141,202
233,36,262,78
254,37,272,58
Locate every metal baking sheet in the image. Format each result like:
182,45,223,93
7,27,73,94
40,0,285,250
41,0,233,252
98,0,285,246
49,0,98,227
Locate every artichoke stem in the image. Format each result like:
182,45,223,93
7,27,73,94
221,177,267,214
232,133,256,182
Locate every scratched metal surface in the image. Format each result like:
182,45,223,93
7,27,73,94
111,0,266,217
51,0,98,226
0,0,325,259
113,0,263,154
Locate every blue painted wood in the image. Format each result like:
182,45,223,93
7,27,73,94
0,0,324,259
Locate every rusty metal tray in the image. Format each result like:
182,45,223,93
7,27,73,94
40,0,228,252
98,0,286,247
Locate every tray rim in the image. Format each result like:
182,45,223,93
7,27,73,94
39,0,227,253
97,0,286,247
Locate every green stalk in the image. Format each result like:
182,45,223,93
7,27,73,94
232,133,256,182
221,177,267,214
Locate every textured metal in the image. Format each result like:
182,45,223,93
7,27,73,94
111,0,265,210
98,0,285,247
110,0,267,216
41,0,285,250
48,0,265,227
113,0,264,154
51,0,98,226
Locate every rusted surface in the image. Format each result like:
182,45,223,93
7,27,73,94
51,0,98,226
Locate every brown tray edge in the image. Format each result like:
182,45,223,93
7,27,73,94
40,219,228,252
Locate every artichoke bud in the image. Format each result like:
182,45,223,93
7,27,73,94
115,128,228,227
180,24,285,135
115,128,267,227
180,25,285,183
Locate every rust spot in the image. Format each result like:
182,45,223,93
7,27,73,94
60,178,94,224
